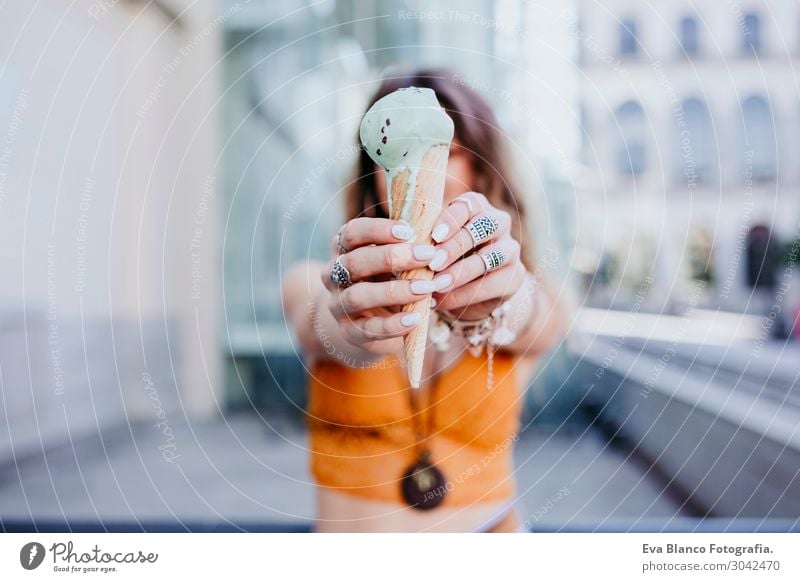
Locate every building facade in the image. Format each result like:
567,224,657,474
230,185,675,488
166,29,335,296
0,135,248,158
0,0,224,461
575,0,800,322
219,0,580,406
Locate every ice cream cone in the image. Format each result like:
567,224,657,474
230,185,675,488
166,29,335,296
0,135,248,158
388,144,449,389
358,86,454,389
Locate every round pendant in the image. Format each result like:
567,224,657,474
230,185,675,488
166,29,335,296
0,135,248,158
401,456,446,510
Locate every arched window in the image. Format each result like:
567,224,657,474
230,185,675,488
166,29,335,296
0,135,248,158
742,12,762,54
678,98,715,183
615,101,647,175
679,16,699,56
619,18,639,56
741,95,777,181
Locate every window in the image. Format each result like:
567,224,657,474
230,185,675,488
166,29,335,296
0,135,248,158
741,95,777,181
678,98,715,182
615,101,647,175
679,16,699,57
742,12,761,54
619,18,639,56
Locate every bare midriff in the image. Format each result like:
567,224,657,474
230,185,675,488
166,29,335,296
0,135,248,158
306,342,524,532
315,488,517,532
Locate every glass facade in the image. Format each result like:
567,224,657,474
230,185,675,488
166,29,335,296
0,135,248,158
219,0,575,354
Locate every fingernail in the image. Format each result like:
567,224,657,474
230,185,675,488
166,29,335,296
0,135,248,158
431,223,449,243
428,249,448,270
433,273,453,291
410,280,436,294
413,244,436,260
392,224,415,240
401,312,421,327
430,297,437,308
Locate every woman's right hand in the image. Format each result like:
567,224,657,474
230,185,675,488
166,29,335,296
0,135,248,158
320,217,453,354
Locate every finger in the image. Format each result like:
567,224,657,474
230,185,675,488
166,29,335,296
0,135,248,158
435,262,525,312
440,299,502,322
329,274,451,318
430,238,520,294
430,191,488,243
339,311,426,344
428,210,510,272
327,242,436,285
337,217,415,252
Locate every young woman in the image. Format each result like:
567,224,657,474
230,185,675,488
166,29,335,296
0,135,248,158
282,69,569,532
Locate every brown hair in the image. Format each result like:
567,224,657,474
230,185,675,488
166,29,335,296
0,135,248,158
344,68,535,270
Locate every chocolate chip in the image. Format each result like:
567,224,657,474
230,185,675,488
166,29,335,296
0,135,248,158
376,148,381,155
381,136,387,144
386,118,391,125
381,127,385,133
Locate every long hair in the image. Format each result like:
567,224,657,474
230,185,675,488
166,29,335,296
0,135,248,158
345,68,535,270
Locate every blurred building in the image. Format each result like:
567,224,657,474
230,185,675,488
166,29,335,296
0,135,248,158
3,0,797,530
0,0,584,461
0,0,223,460
218,0,580,408
575,0,800,320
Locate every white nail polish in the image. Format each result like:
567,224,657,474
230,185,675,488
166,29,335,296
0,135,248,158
433,273,453,291
413,244,435,260
392,224,415,240
401,313,421,327
430,297,437,308
431,223,449,243
429,249,447,270
411,280,436,294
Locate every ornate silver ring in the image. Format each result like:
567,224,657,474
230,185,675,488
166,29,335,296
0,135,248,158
480,249,507,273
329,258,352,288
450,196,474,215
466,215,499,247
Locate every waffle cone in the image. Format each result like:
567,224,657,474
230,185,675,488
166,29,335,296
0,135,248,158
388,144,450,389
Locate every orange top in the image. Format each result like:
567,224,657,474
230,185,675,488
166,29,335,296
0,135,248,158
306,350,523,507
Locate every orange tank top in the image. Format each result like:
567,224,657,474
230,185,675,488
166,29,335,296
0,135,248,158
306,350,523,508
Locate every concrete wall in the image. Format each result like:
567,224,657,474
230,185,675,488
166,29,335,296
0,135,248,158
0,0,223,461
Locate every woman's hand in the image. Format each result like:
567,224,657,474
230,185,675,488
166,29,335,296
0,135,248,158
320,217,453,355
427,191,526,321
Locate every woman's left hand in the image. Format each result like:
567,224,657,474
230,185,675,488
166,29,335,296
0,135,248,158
426,191,526,321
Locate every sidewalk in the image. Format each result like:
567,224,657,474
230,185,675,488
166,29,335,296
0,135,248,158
0,413,689,530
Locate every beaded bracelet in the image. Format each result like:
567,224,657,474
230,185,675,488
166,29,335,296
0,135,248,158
428,302,514,390
427,274,539,390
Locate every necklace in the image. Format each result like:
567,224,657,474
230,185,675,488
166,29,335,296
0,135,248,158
400,377,447,510
398,293,525,508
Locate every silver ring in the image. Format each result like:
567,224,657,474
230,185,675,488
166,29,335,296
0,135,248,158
336,229,349,254
451,196,474,215
481,250,507,273
465,215,499,247
329,258,352,288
